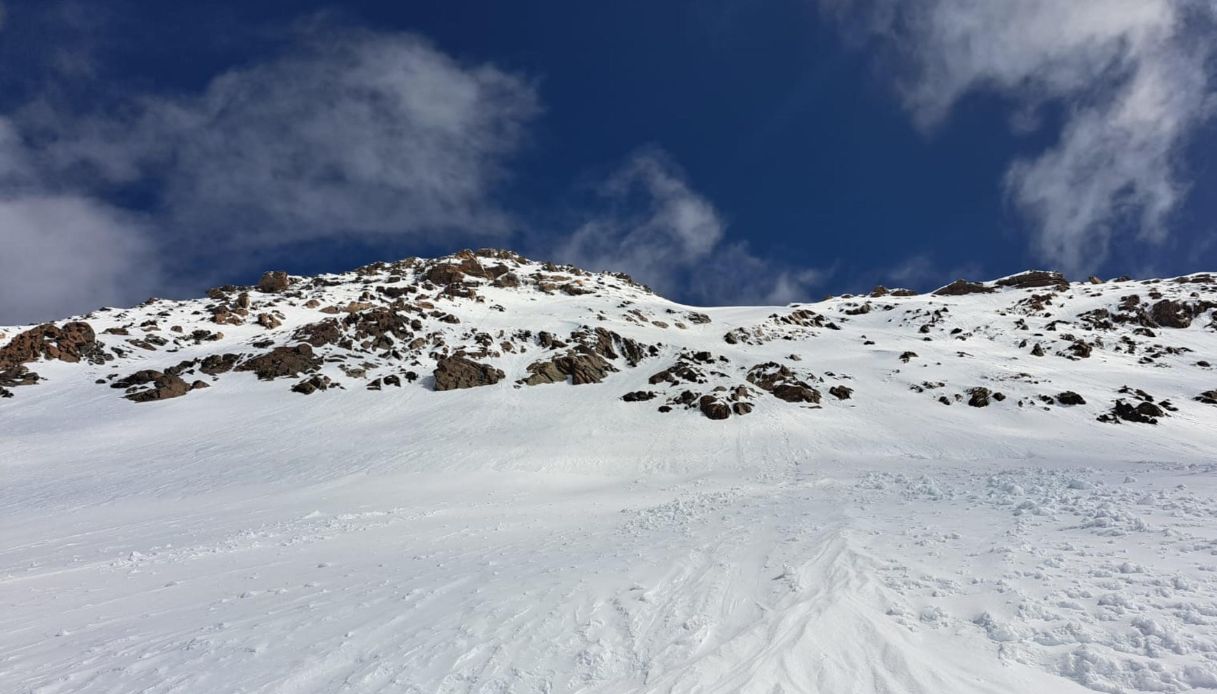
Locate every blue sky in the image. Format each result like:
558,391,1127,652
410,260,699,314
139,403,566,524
1,0,1215,323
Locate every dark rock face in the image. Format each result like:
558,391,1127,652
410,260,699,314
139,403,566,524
1150,299,1193,329
0,365,40,388
967,387,991,408
622,390,656,402
236,344,321,380
995,271,1069,291
522,352,617,386
257,271,291,293
829,385,853,400
1099,399,1166,424
772,383,821,403
1195,390,1217,405
933,279,994,296
746,362,821,404
113,370,191,403
0,321,105,370
199,354,240,375
699,395,731,420
433,355,504,391
292,374,334,395
899,351,918,363
1058,391,1086,406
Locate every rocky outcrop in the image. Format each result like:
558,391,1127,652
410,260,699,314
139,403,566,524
0,321,105,370
236,344,321,380
113,370,194,403
1150,299,1193,329
995,271,1069,291
257,271,291,293
292,374,334,395
521,352,616,386
933,279,994,296
746,363,821,404
433,355,504,391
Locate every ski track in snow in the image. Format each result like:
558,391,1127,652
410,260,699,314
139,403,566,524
3,259,1217,693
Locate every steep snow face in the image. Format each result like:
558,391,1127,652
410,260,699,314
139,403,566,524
2,251,1217,693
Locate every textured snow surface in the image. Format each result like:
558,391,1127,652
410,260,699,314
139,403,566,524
3,258,1217,693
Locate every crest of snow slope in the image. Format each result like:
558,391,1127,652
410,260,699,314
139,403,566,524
2,251,1217,693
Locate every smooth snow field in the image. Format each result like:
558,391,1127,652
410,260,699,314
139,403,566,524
6,386,1217,693
4,259,1217,693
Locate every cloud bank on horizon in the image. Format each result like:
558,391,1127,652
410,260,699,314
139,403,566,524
822,0,1217,273
0,2,1214,324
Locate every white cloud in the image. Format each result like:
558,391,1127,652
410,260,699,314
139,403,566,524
0,195,157,325
822,0,1217,274
555,150,830,305
28,29,538,253
0,27,538,324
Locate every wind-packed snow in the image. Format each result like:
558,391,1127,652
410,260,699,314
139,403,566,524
3,254,1217,693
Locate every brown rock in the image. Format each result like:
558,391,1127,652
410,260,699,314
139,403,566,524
236,344,321,380
995,271,1069,291
0,321,105,370
933,279,994,296
113,370,191,403
433,355,504,391
257,271,291,293
699,395,731,420
829,385,853,400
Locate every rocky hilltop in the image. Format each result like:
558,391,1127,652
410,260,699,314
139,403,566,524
2,249,1215,426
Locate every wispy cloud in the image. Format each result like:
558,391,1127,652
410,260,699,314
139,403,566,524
822,0,1217,275
554,149,831,306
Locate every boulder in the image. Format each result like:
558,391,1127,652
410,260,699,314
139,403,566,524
967,387,991,408
292,374,334,395
933,279,994,296
1057,391,1086,406
113,370,191,403
433,355,504,391
829,385,853,400
698,395,731,420
236,344,321,380
257,271,291,293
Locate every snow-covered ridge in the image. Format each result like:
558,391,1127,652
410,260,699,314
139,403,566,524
2,250,1214,429
4,250,1217,694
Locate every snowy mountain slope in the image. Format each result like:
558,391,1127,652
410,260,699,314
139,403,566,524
2,249,1217,693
